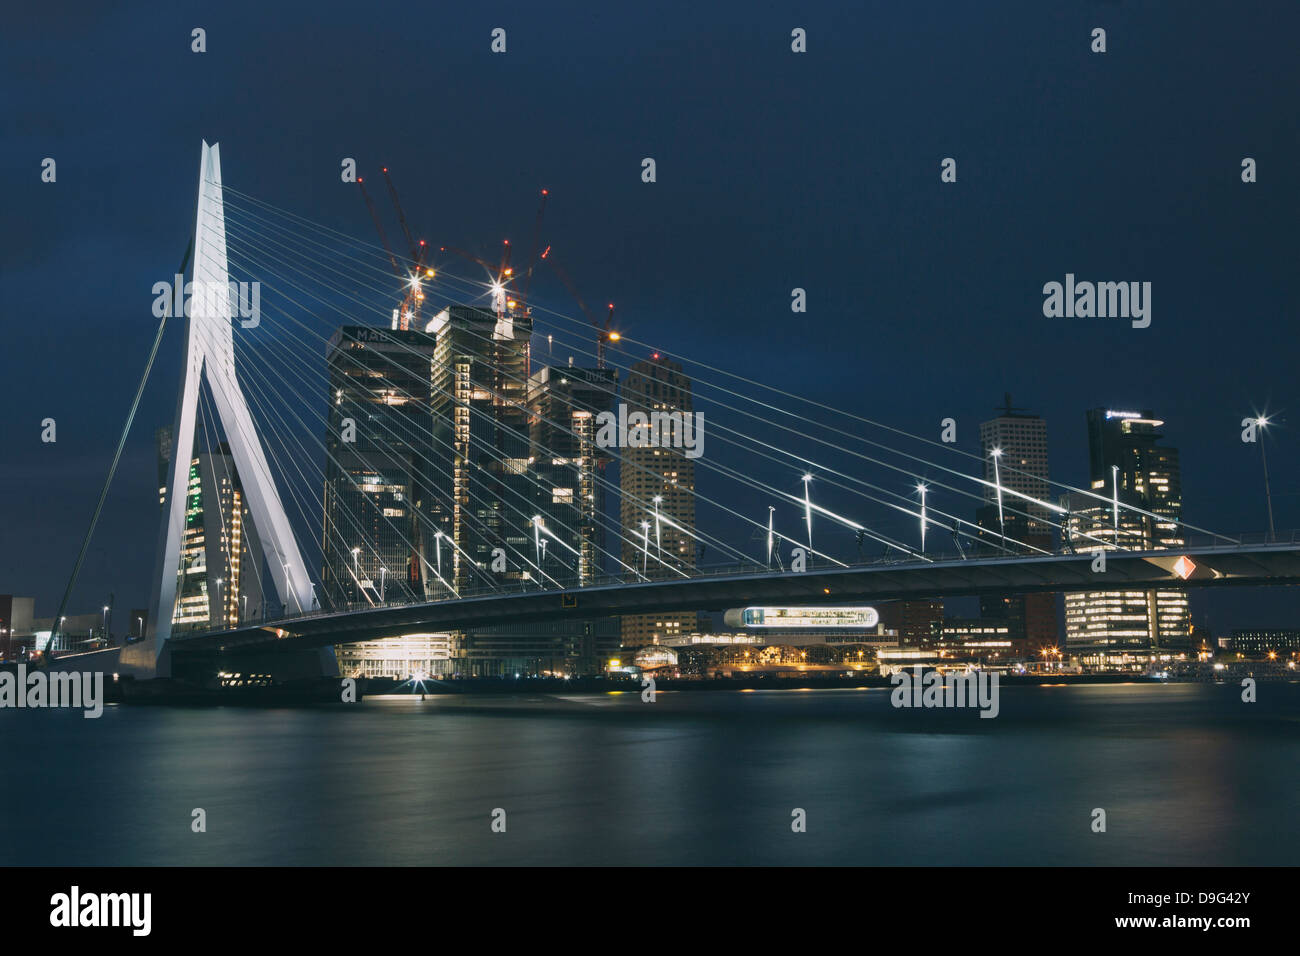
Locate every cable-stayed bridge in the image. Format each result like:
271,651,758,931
56,142,1293,682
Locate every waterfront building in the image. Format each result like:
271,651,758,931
1061,408,1189,654
879,600,943,647
723,606,882,629
927,618,1015,660
334,633,453,679
454,617,622,677
1230,629,1300,657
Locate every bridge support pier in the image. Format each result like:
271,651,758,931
169,646,340,686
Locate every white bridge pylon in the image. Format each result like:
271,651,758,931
121,142,318,678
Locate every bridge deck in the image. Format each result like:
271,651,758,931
171,542,1300,656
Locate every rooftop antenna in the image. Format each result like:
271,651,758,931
999,392,1028,416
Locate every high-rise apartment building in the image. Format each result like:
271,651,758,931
975,395,1056,655
979,394,1052,533
1084,408,1184,548
319,308,624,675
428,305,535,593
528,364,616,587
322,325,437,609
619,355,702,647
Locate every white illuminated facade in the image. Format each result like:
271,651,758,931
723,606,880,629
335,633,453,679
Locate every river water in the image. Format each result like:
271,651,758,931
2,683,1296,865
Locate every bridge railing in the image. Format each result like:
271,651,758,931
181,549,966,637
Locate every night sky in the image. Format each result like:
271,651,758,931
3,2,1298,631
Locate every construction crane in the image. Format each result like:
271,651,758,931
357,176,400,275
438,244,494,272
357,168,431,331
381,168,430,331
544,249,620,368
381,168,420,264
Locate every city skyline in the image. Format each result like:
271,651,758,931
46,256,1243,672
5,6,1298,634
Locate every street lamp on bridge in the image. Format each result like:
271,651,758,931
990,448,1005,546
1256,415,1276,537
917,483,928,553
653,495,663,560
1111,465,1120,536
802,474,814,553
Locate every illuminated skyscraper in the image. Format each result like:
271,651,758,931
428,304,534,594
322,326,437,609
528,364,616,587
528,365,621,672
1061,408,1189,656
975,395,1056,655
979,394,1052,533
1085,408,1183,551
427,306,621,675
619,355,702,647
